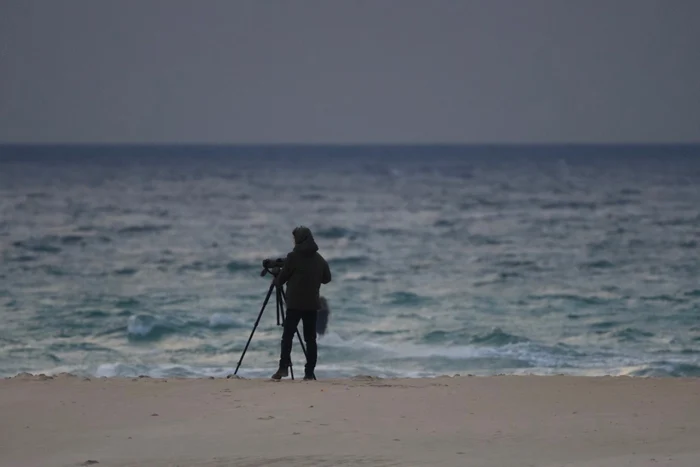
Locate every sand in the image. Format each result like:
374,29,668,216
1,374,699,467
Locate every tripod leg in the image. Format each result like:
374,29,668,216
280,289,317,381
276,286,294,380
233,281,275,375
278,290,316,380
275,284,281,326
294,327,314,380
278,307,296,380
295,328,308,357
279,289,309,357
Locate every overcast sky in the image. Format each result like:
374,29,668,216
1,1,699,144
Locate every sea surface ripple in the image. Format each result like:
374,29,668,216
1,145,699,379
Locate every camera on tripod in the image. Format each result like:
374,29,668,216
262,257,285,269
261,257,285,276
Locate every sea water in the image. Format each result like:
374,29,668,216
1,145,698,379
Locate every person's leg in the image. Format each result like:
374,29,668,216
272,308,301,379
301,310,318,378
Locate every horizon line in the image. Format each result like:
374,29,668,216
2,142,700,148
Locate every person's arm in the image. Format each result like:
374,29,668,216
321,259,331,284
275,253,294,286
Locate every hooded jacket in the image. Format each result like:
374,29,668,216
275,226,331,311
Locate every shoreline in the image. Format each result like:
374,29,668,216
5,370,700,380
5,366,700,381
2,374,699,467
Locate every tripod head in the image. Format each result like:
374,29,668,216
262,257,285,269
260,257,285,277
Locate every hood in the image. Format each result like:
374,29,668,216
292,226,319,255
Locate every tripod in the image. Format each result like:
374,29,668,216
233,265,314,380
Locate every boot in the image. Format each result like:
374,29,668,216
271,366,288,380
303,371,315,381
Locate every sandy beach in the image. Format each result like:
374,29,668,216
1,374,698,467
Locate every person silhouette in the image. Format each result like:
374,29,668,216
272,226,331,380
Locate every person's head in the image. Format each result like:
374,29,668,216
292,226,319,253
292,225,312,245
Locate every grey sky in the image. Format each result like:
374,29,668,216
1,0,699,144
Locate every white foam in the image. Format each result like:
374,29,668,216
208,313,239,328
127,314,157,336
96,363,130,378
320,331,575,368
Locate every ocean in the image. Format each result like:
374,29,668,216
1,144,699,379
